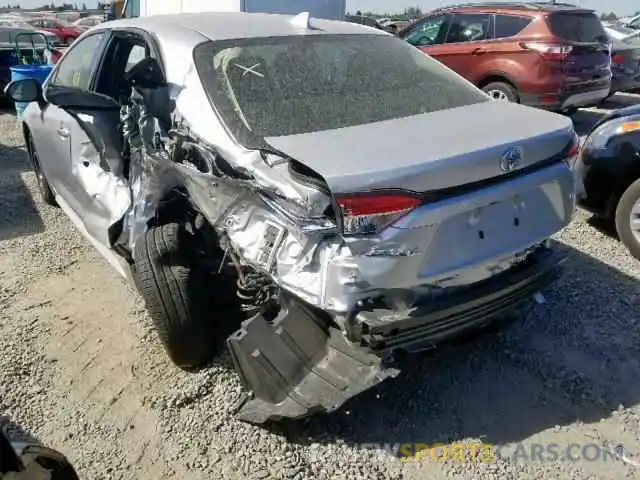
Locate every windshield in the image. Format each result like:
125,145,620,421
194,34,488,147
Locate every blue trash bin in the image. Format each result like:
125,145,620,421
9,64,54,119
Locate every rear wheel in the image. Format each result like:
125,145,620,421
133,222,237,370
26,133,57,207
482,82,518,103
614,178,640,261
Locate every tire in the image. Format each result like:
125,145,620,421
481,81,519,103
26,133,57,207
614,178,640,261
133,222,236,370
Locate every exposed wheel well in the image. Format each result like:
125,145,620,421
477,75,518,91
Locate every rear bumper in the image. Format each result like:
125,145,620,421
355,245,566,353
227,245,565,424
520,83,611,110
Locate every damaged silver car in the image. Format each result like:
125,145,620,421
5,11,579,423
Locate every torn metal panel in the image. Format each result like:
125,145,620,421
227,295,399,424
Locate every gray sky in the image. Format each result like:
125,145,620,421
14,0,639,17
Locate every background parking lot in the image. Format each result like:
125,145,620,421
1,95,640,480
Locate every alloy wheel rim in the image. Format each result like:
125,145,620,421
631,197,640,245
487,89,510,101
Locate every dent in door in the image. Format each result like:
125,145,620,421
72,112,131,247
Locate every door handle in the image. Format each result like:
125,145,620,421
472,47,487,55
57,127,70,138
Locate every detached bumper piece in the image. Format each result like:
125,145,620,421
227,296,399,424
357,247,567,353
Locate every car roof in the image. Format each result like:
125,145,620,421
430,1,595,15
96,11,388,43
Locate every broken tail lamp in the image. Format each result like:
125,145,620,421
335,193,421,235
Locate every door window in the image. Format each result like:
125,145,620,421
402,15,449,47
49,32,106,90
125,44,147,72
494,14,532,39
446,14,492,43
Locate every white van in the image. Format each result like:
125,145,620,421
121,0,346,20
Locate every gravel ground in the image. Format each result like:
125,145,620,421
1,96,640,480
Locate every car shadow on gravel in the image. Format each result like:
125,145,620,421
0,142,45,241
279,242,640,455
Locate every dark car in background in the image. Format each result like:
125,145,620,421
576,106,640,260
398,2,612,113
345,14,383,30
603,23,640,96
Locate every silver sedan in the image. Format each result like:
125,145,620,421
5,11,577,423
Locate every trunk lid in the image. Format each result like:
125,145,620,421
265,101,574,195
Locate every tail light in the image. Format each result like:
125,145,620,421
612,53,624,64
336,193,421,235
564,133,580,168
521,42,572,61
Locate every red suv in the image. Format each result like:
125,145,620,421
398,2,612,112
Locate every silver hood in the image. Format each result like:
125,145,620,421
265,101,574,195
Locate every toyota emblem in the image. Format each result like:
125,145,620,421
500,146,523,172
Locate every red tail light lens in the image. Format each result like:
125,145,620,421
612,53,624,64
521,42,572,61
564,133,580,168
336,193,421,235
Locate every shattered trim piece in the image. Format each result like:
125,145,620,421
227,295,399,424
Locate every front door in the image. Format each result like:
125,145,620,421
400,13,451,57
431,13,494,80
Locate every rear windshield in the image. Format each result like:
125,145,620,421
547,12,609,43
194,34,488,147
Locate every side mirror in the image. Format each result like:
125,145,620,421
3,78,42,103
124,56,166,89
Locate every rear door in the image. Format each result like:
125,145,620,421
435,12,494,80
546,11,611,86
491,13,536,70
62,30,155,250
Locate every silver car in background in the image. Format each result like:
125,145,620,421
6,11,578,423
